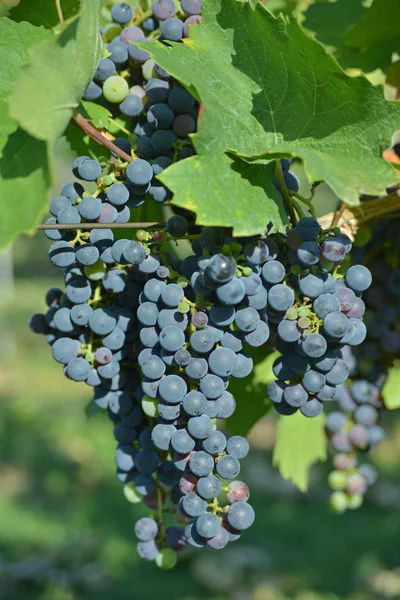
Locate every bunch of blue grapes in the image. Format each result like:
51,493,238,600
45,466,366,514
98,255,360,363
351,220,400,380
41,153,188,243
324,219,400,513
32,199,288,563
84,0,201,176
325,376,383,513
265,217,372,417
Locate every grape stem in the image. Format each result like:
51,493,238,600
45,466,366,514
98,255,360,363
134,7,154,26
275,160,297,226
72,111,133,163
55,0,64,28
290,191,317,218
291,197,305,219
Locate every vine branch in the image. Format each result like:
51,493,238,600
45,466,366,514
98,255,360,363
72,111,133,163
37,221,165,230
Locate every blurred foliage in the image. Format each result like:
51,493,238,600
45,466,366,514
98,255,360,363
1,278,400,599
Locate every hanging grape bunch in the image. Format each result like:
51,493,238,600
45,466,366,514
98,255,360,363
266,216,371,417
324,219,400,512
326,377,383,513
23,0,400,573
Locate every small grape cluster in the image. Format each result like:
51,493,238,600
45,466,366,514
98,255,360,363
84,0,201,175
43,153,186,251
326,378,383,513
352,221,400,380
324,219,400,513
265,217,372,417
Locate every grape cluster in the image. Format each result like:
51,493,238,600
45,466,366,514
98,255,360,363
265,217,372,417
32,189,281,564
352,221,400,380
42,151,183,247
324,219,400,512
326,377,383,513
84,0,201,178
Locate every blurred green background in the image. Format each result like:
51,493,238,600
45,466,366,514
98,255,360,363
1,141,400,600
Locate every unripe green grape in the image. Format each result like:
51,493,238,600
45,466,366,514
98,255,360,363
298,306,310,318
85,352,95,362
103,22,122,41
102,175,114,186
155,549,177,570
136,229,147,241
124,483,143,504
286,306,298,320
177,277,188,288
103,75,129,103
142,396,159,417
242,267,253,277
142,59,155,81
178,301,190,314
328,470,347,490
347,493,363,510
84,260,107,281
329,491,348,514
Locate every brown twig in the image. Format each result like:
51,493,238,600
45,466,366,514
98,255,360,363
330,202,348,228
72,111,133,163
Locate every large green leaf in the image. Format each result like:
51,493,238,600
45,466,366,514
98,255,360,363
344,0,400,52
9,0,102,142
273,411,327,492
382,364,400,411
158,154,287,237
304,0,399,73
0,18,52,151
0,129,51,247
0,18,53,248
226,350,278,436
144,0,400,228
9,0,80,29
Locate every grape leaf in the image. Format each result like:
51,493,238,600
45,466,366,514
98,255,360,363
9,0,80,29
226,350,278,436
344,0,400,52
273,411,327,492
144,0,400,226
158,154,287,237
0,18,53,249
304,0,399,73
0,129,51,248
382,364,400,410
0,18,53,152
264,0,309,17
80,100,112,129
10,0,102,142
